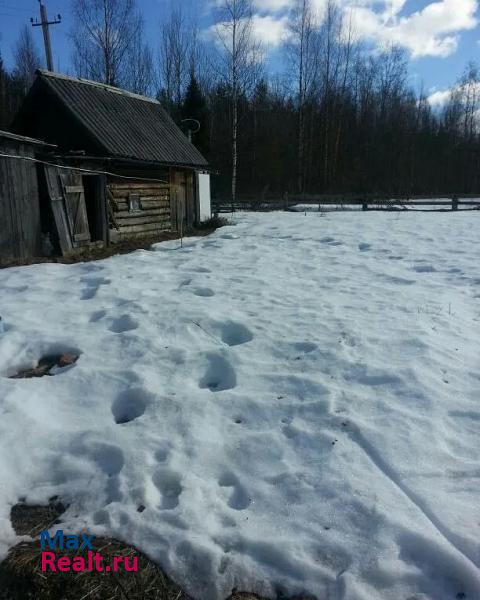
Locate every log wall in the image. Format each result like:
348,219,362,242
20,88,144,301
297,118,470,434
107,179,171,243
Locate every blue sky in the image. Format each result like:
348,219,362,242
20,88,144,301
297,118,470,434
0,0,479,104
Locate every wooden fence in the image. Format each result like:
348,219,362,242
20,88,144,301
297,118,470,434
212,193,480,214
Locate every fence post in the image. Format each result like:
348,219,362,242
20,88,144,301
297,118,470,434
451,195,458,211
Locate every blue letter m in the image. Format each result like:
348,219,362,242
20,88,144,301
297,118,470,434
40,530,63,550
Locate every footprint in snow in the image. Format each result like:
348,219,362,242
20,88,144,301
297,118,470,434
358,243,371,252
152,468,183,510
80,277,111,300
192,287,215,297
218,472,251,510
413,265,436,273
199,353,237,392
108,314,139,333
218,321,253,346
76,440,125,504
112,388,150,424
292,341,317,353
155,446,171,462
89,309,107,323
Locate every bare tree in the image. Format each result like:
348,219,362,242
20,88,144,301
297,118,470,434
71,0,141,86
13,25,42,93
319,0,343,189
458,63,480,141
123,18,154,96
332,4,355,183
214,0,263,205
158,6,190,110
287,0,319,193
188,21,217,96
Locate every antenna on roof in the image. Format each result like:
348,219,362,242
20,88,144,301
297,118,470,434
181,119,200,143
31,1,61,72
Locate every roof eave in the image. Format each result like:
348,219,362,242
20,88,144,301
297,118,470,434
57,154,211,171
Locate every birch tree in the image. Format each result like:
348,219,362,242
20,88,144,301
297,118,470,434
214,0,262,205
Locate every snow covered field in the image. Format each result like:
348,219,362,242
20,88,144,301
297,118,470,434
0,211,479,600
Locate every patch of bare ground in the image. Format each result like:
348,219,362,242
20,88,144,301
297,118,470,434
0,217,228,269
0,500,314,600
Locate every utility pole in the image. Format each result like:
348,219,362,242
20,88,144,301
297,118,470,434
31,1,61,72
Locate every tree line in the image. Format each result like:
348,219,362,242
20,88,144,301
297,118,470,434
1,0,480,200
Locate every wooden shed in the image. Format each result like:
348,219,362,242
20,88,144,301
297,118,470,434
0,131,56,260
7,70,211,258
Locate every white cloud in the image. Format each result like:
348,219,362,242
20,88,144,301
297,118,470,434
428,80,480,108
253,0,293,12
208,0,478,60
346,0,478,58
252,14,290,47
298,0,478,58
205,13,289,51
427,88,452,107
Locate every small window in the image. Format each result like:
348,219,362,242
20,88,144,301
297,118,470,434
128,193,141,212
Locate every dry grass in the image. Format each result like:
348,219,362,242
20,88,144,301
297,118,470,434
0,501,313,600
0,536,191,600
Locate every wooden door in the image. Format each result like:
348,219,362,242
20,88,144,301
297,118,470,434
59,173,91,247
44,166,73,256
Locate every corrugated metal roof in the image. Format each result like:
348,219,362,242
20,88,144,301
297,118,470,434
36,71,208,168
0,129,56,147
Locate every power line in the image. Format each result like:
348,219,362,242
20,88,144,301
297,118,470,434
0,151,169,184
31,1,61,72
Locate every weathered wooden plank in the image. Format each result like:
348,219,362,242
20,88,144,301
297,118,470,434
113,199,170,211
109,181,169,190
117,215,171,227
137,196,170,203
110,188,170,199
110,183,169,191
113,222,171,234
106,187,120,230
109,226,171,243
59,172,91,247
109,230,170,244
116,208,170,219
44,166,73,256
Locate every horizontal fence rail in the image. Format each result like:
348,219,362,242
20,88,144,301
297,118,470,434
212,194,480,213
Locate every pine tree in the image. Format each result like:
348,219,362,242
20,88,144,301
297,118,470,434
181,73,210,157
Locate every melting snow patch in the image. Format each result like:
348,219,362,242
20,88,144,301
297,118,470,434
0,212,479,600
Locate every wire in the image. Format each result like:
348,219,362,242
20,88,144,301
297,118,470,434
0,152,169,184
